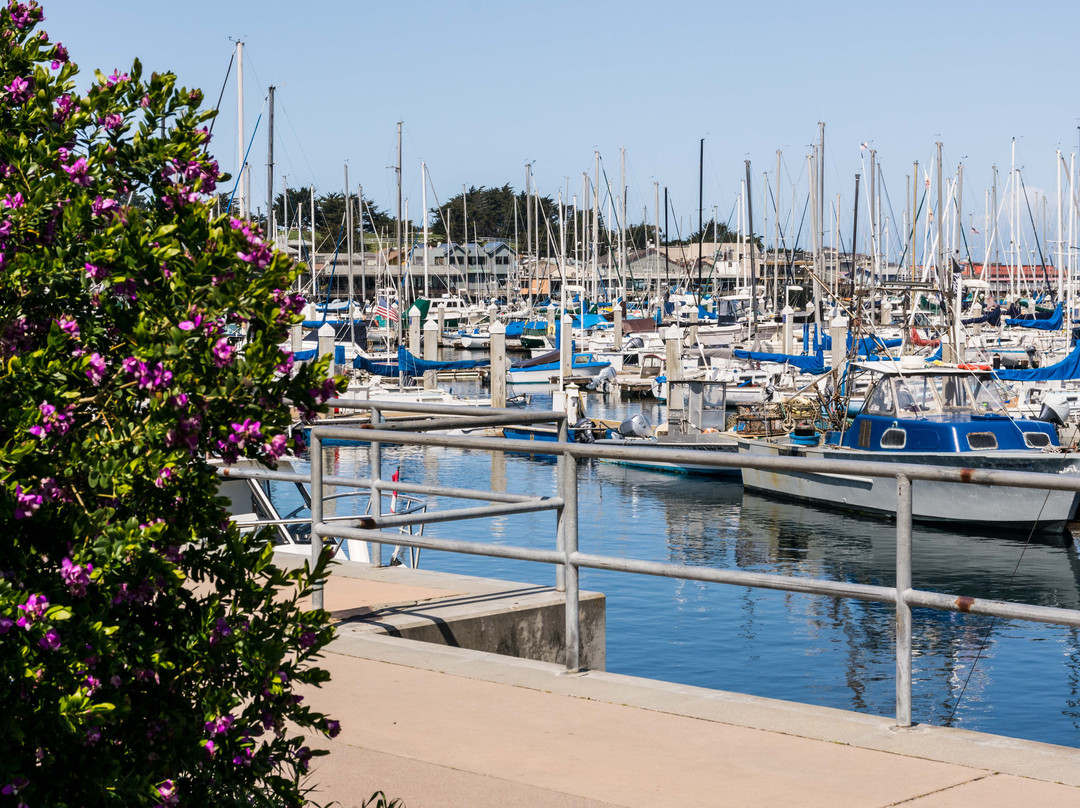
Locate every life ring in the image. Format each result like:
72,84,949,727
957,363,991,371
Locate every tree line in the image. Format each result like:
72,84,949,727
215,184,746,254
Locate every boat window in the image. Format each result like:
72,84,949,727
966,432,998,450
863,380,896,415
961,377,1008,414
933,376,970,410
1024,431,1051,448
894,377,943,415
880,428,907,448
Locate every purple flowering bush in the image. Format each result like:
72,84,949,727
0,3,346,806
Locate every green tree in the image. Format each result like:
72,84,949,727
0,4,344,805
428,185,560,246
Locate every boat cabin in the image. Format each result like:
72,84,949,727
829,363,1058,452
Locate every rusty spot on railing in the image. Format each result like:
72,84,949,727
956,596,975,612
959,468,975,483
358,517,376,530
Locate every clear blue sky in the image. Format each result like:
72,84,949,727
41,0,1080,257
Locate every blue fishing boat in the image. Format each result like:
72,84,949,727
738,359,1080,532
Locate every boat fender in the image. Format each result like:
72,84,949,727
957,364,991,371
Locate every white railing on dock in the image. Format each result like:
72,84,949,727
219,399,1080,730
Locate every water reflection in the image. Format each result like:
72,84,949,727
588,459,1080,742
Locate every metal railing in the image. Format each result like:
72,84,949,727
221,399,1080,728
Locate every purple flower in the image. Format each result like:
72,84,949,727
0,616,13,634
84,261,106,281
232,747,254,767
156,780,179,806
295,746,312,772
30,400,73,439
17,593,48,627
84,726,101,746
229,418,262,448
178,313,204,331
91,195,118,217
51,42,69,70
3,192,24,209
4,75,31,104
13,484,43,519
54,93,75,121
39,629,61,651
211,338,235,367
105,70,129,86
61,557,93,597
204,740,216,758
99,112,123,130
62,157,91,187
204,714,235,736
263,433,288,461
56,316,79,338
275,351,294,375
154,468,173,489
0,776,28,796
86,352,106,385
326,719,341,738
209,617,233,645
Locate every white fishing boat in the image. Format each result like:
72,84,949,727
737,359,1080,532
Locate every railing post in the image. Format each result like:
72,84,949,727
310,430,324,611
555,415,569,592
895,473,913,727
368,406,383,567
563,442,581,672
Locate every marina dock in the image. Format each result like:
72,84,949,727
295,557,1080,808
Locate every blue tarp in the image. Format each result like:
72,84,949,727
818,334,902,356
352,347,489,377
995,344,1080,382
734,349,828,375
1006,302,1064,331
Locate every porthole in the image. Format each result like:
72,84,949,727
967,432,998,450
1024,432,1051,449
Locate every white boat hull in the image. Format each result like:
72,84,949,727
737,439,1080,532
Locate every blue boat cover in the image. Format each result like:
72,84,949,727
1006,302,1063,330
352,347,490,377
995,344,1080,382
818,334,901,356
733,349,828,375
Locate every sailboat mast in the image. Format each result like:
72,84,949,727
266,85,275,235
746,160,757,329
236,41,246,219
396,122,404,375
345,164,354,307
422,162,430,299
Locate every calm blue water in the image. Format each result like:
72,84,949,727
289,385,1080,748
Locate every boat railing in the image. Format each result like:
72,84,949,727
218,397,1080,730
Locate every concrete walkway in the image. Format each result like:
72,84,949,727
295,561,1080,808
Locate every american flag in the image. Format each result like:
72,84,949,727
374,297,399,322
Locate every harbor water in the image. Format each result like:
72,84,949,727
293,382,1080,749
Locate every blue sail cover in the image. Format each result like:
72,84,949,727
734,349,828,375
818,334,901,356
995,344,1080,382
1006,302,1063,330
352,348,489,377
